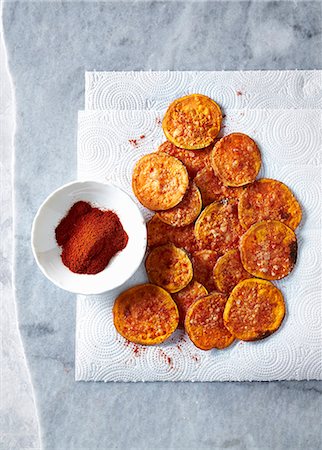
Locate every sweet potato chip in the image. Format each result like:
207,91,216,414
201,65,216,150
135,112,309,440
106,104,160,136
194,167,243,206
172,280,208,327
158,141,212,178
145,243,193,293
213,249,252,294
240,220,297,280
147,215,199,254
238,178,302,230
169,224,200,255
185,293,234,350
194,167,226,206
223,279,285,341
162,94,222,150
157,182,202,227
211,133,261,186
113,284,179,345
191,250,220,292
132,152,189,210
195,200,244,253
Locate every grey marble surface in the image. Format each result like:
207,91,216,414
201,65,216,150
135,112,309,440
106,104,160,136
0,15,39,450
2,1,322,449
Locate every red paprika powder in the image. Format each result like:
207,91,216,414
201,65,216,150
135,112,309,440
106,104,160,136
55,201,128,274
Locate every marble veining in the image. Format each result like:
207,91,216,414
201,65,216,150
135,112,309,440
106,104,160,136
2,1,322,449
0,9,39,449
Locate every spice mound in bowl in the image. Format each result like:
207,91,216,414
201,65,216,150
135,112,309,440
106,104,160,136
31,181,146,295
55,201,128,274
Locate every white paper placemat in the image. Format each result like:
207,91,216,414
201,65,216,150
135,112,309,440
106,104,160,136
85,70,322,111
76,107,322,382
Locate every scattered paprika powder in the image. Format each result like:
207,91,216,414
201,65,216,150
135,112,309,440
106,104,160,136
55,201,128,274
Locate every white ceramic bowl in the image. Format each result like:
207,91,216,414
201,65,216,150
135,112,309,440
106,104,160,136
31,181,147,295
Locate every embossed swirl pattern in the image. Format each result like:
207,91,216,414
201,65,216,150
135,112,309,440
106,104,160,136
76,73,321,382
86,70,322,110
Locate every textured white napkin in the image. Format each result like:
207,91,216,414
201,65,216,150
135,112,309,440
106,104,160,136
76,71,322,382
85,70,322,111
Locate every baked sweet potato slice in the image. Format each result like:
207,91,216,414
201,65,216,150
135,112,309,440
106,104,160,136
113,284,179,345
185,293,234,350
194,166,243,206
223,279,285,341
158,141,212,178
162,94,222,150
211,133,261,186
157,182,202,227
132,152,189,210
213,249,252,294
191,250,220,292
172,280,208,327
238,178,302,230
147,215,199,254
195,200,244,253
145,243,193,293
240,220,297,280
194,166,226,207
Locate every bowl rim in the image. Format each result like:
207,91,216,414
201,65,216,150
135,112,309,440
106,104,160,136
31,179,147,295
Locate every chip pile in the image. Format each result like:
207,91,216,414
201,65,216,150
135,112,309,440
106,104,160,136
113,94,302,351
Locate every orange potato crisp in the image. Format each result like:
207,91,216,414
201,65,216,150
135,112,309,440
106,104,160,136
162,94,222,150
213,249,252,294
172,280,208,327
157,182,202,227
194,166,243,206
191,250,220,292
158,141,212,178
211,133,261,186
113,284,179,345
185,293,234,350
132,152,189,210
240,220,297,280
145,243,193,293
195,200,244,253
238,178,302,230
223,279,285,341
147,215,199,254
